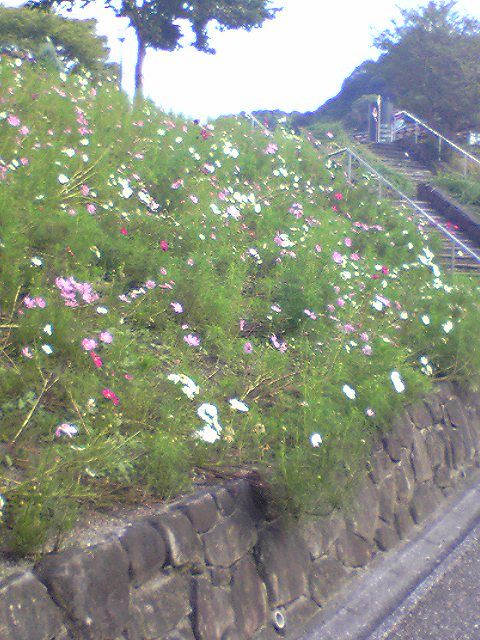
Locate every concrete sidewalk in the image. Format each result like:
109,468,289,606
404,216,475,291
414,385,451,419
293,470,480,640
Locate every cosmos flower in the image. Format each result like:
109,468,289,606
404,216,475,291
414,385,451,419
229,398,249,412
171,301,183,313
390,371,405,393
55,423,78,438
184,334,200,347
342,384,356,400
82,338,97,351
167,373,199,399
310,432,323,447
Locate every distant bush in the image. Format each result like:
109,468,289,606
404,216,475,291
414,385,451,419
1,54,480,556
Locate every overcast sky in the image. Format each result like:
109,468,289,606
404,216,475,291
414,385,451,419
3,0,480,120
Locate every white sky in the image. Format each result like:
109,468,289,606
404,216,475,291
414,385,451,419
3,0,480,119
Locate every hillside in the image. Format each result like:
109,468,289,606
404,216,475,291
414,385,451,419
1,53,480,556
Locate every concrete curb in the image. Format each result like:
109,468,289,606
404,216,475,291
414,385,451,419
293,470,480,640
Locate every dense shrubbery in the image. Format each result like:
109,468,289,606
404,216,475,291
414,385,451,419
1,55,480,556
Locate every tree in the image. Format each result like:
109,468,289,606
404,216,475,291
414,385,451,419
27,0,280,97
374,1,480,132
0,6,109,74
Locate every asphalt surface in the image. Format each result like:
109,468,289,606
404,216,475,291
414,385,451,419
369,522,480,640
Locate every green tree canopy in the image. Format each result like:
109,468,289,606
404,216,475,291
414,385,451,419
375,0,480,132
0,6,109,74
27,0,280,96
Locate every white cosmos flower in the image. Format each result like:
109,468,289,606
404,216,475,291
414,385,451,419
43,324,53,335
342,384,356,400
194,425,221,444
197,403,222,433
421,315,430,325
167,373,199,399
229,398,249,412
442,320,453,333
390,370,405,393
310,432,323,447
96,306,108,314
121,186,133,198
31,257,43,266
41,344,53,355
400,311,408,320
58,174,69,184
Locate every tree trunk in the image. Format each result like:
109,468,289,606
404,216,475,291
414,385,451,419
134,36,146,98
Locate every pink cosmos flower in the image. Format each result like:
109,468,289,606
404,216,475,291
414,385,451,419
315,244,322,253
184,334,200,347
344,238,352,247
334,192,343,200
55,423,78,438
337,298,345,307
360,332,369,342
243,342,253,354
90,351,103,368
20,157,29,166
35,297,46,308
81,184,90,196
144,280,156,289
332,251,343,264
264,142,278,155
86,203,96,214
271,304,282,313
171,179,184,189
7,114,20,127
120,227,128,235
19,126,29,135
270,335,287,353
304,309,317,320
160,240,169,251
99,331,113,344
239,319,246,331
102,388,119,406
362,345,373,356
23,296,36,309
343,324,355,333
171,301,183,313
81,338,97,351
21,346,33,358
190,195,199,203
350,253,360,261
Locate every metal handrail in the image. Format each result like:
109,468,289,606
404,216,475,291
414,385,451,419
328,147,480,264
394,110,480,169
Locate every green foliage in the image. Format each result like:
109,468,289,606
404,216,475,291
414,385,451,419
0,6,109,74
375,1,480,133
435,171,480,215
1,56,480,556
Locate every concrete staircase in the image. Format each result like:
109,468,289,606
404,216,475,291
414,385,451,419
371,143,480,275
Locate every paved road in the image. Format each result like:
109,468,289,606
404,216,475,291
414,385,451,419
369,523,480,640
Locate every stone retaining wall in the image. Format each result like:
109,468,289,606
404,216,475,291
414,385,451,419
1,381,480,640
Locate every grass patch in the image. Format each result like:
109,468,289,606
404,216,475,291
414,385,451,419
1,57,480,556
